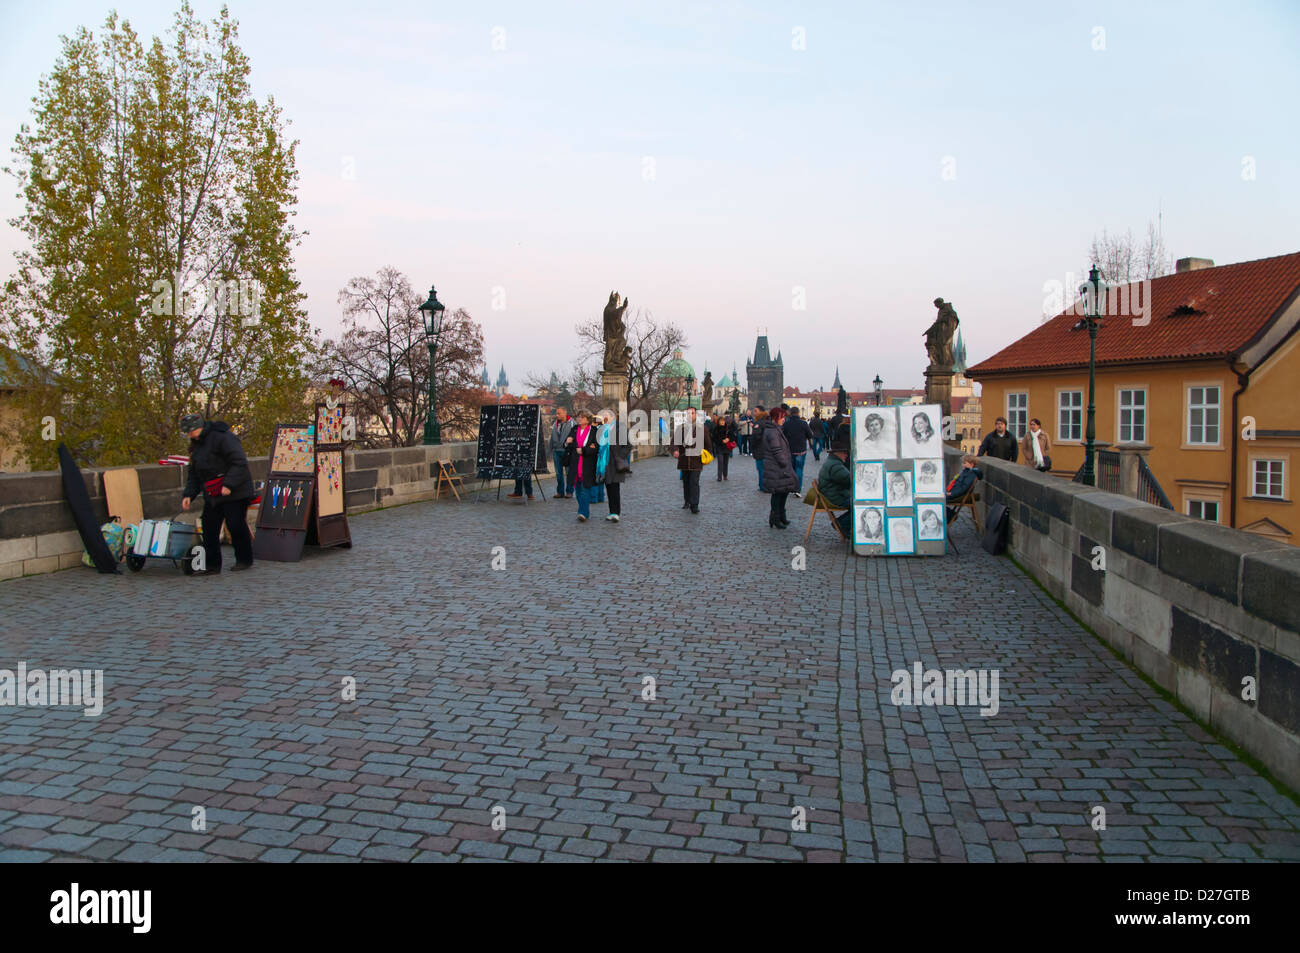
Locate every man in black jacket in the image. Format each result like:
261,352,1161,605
977,416,1019,462
180,413,254,574
781,407,814,497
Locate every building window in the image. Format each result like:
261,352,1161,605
1187,499,1219,522
1118,388,1146,443
1007,393,1028,438
1187,386,1220,445
1254,459,1284,499
1058,391,1083,441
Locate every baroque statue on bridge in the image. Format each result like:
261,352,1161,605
925,298,960,370
602,291,630,374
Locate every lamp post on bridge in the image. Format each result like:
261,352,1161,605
418,285,446,445
1078,264,1105,486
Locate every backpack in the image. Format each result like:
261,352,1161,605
83,517,135,567
981,503,1009,555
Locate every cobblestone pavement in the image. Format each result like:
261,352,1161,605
1,455,1298,862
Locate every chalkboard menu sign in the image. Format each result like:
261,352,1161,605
477,404,542,479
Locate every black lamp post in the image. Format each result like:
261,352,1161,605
1078,264,1105,486
873,374,883,406
418,285,446,445
685,373,694,411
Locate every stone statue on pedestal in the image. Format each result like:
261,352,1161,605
603,292,630,374
701,371,714,408
925,298,960,371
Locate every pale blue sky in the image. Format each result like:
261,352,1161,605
2,0,1297,392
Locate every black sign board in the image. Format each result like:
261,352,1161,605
476,404,542,479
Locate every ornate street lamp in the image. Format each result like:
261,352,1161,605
685,373,694,411
1077,264,1105,486
417,285,446,445
873,374,883,406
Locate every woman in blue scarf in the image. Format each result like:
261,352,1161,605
596,409,632,522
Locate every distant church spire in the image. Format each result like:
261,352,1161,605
832,365,843,390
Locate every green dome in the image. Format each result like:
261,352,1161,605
662,351,695,379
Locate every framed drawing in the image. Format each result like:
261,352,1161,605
916,503,946,542
886,516,915,555
899,404,943,459
854,505,885,545
854,406,898,461
885,470,914,508
854,461,884,502
913,458,944,497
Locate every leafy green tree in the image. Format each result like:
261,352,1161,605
0,2,315,469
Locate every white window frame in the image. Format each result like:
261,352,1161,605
1186,384,1221,447
1006,392,1028,439
1185,497,1220,523
1252,458,1285,499
1057,390,1083,442
1117,387,1147,444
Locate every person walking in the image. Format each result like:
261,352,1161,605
978,416,1019,462
597,409,632,522
1020,418,1052,472
751,408,768,491
548,407,576,498
179,413,254,574
713,413,736,481
782,406,814,498
671,407,712,514
757,406,797,527
809,411,826,461
567,410,600,521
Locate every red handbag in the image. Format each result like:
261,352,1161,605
203,476,225,497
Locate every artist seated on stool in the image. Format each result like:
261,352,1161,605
179,413,254,574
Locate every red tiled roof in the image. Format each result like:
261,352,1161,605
968,252,1300,376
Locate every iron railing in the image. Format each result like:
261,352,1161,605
1136,455,1174,509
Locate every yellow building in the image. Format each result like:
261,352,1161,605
968,252,1300,544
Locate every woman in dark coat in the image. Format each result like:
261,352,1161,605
757,407,798,527
180,413,254,573
596,409,632,522
713,414,736,482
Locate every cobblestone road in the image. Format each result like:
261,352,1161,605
1,455,1297,862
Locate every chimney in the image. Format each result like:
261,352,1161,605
1176,257,1215,273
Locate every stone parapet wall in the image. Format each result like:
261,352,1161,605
0,442,478,580
946,448,1300,791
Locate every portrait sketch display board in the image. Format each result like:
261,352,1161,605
886,517,915,554
852,403,946,557
899,404,943,459
854,461,884,502
854,406,898,461
885,470,914,508
916,503,946,543
913,459,944,498
854,505,885,549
